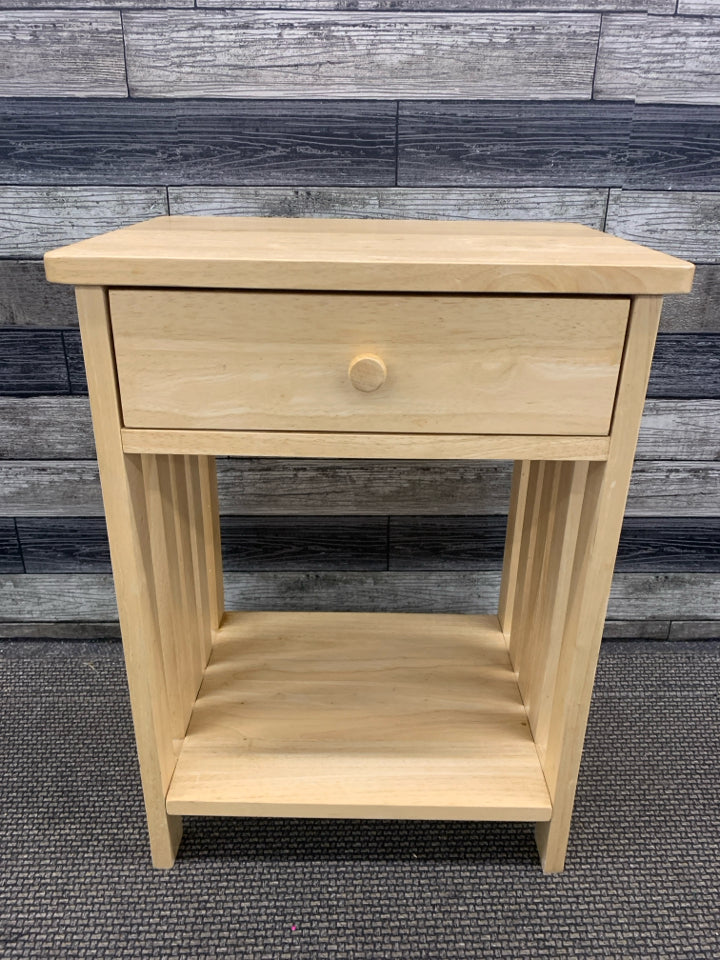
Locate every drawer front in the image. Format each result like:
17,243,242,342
109,290,629,436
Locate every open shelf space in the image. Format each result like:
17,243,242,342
166,611,552,822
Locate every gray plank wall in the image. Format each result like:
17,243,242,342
0,2,719,641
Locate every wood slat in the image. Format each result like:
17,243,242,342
0,261,77,328
595,14,720,105
606,190,720,264
668,620,720,640
0,399,95,459
677,1,718,13
398,102,631,188
0,12,127,98
198,1,674,9
648,334,720,398
2,459,719,519
0,187,167,258
123,12,600,100
626,106,720,191
0,330,68,397
0,518,22,573
0,99,395,186
636,400,720,460
2,571,719,621
168,186,608,228
660,266,720,334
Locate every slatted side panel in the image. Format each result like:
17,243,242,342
0,4,718,639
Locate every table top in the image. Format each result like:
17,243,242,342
44,216,694,295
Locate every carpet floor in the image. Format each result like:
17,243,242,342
1,639,718,960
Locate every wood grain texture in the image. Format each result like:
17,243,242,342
0,261,77,328
595,15,720,105
166,611,551,822
3,460,719,519
0,12,126,98
398,102,631,187
0,399,95,459
17,517,110,573
197,1,674,10
123,12,600,100
61,330,87,395
626,106,720,191
2,0,191,6
606,190,720,264
110,289,627,435
2,571,719,621
0,187,167,258
636,400,720,459
0,518,22,574
602,620,670,640
677,1,718,12
0,330,68,397
648,335,720,399
0,621,121,639
668,620,720,640
221,516,387,571
167,187,608,228
0,99,395,186
660,266,720,334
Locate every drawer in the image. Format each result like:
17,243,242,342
109,290,629,436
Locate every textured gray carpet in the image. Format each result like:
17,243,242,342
1,639,719,960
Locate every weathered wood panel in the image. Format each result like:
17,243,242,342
602,620,670,640
595,15,720,105
2,0,190,6
0,261,77,328
626,106,720,191
606,190,720,263
390,517,720,572
124,12,600,100
18,517,110,574
0,518,22,573
3,460,718,520
637,401,720,460
0,399,94,459
2,571,718,621
648,335,720,399
398,102,630,187
660,266,720,334
0,12,126,98
668,621,720,640
676,1,719,16
0,99,395,186
0,187,167,258
61,330,86,395
198,1,674,10
0,621,121,640
0,330,69,397
168,186,608,227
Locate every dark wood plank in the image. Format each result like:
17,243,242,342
626,105,720,191
606,189,720,264
0,99,395,186
17,518,110,574
168,186,608,227
199,1,673,9
0,12,126,97
661,265,720,334
648,334,720,399
668,621,720,640
390,516,506,570
390,517,720,573
595,14,720,105
61,330,87,396
627,461,720,517
602,620,670,640
398,101,630,188
124,12,600,99
2,571,718,620
0,330,69,397
221,516,386,571
0,621,120,640
0,399,95,459
0,462,103,517
0,187,167,258
0,518,23,573
0,261,77,328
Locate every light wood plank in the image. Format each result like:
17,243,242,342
595,15,720,105
0,12,126,97
607,189,720,264
497,461,529,636
166,611,551,820
121,429,610,461
1,187,167,258
185,456,213,663
111,290,627,436
536,295,662,874
198,457,224,631
75,287,181,869
124,12,599,100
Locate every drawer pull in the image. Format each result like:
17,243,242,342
349,354,387,393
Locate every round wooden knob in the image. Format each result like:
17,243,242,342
348,354,387,393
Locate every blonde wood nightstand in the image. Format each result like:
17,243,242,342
44,217,693,873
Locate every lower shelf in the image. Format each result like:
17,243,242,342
166,610,552,822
